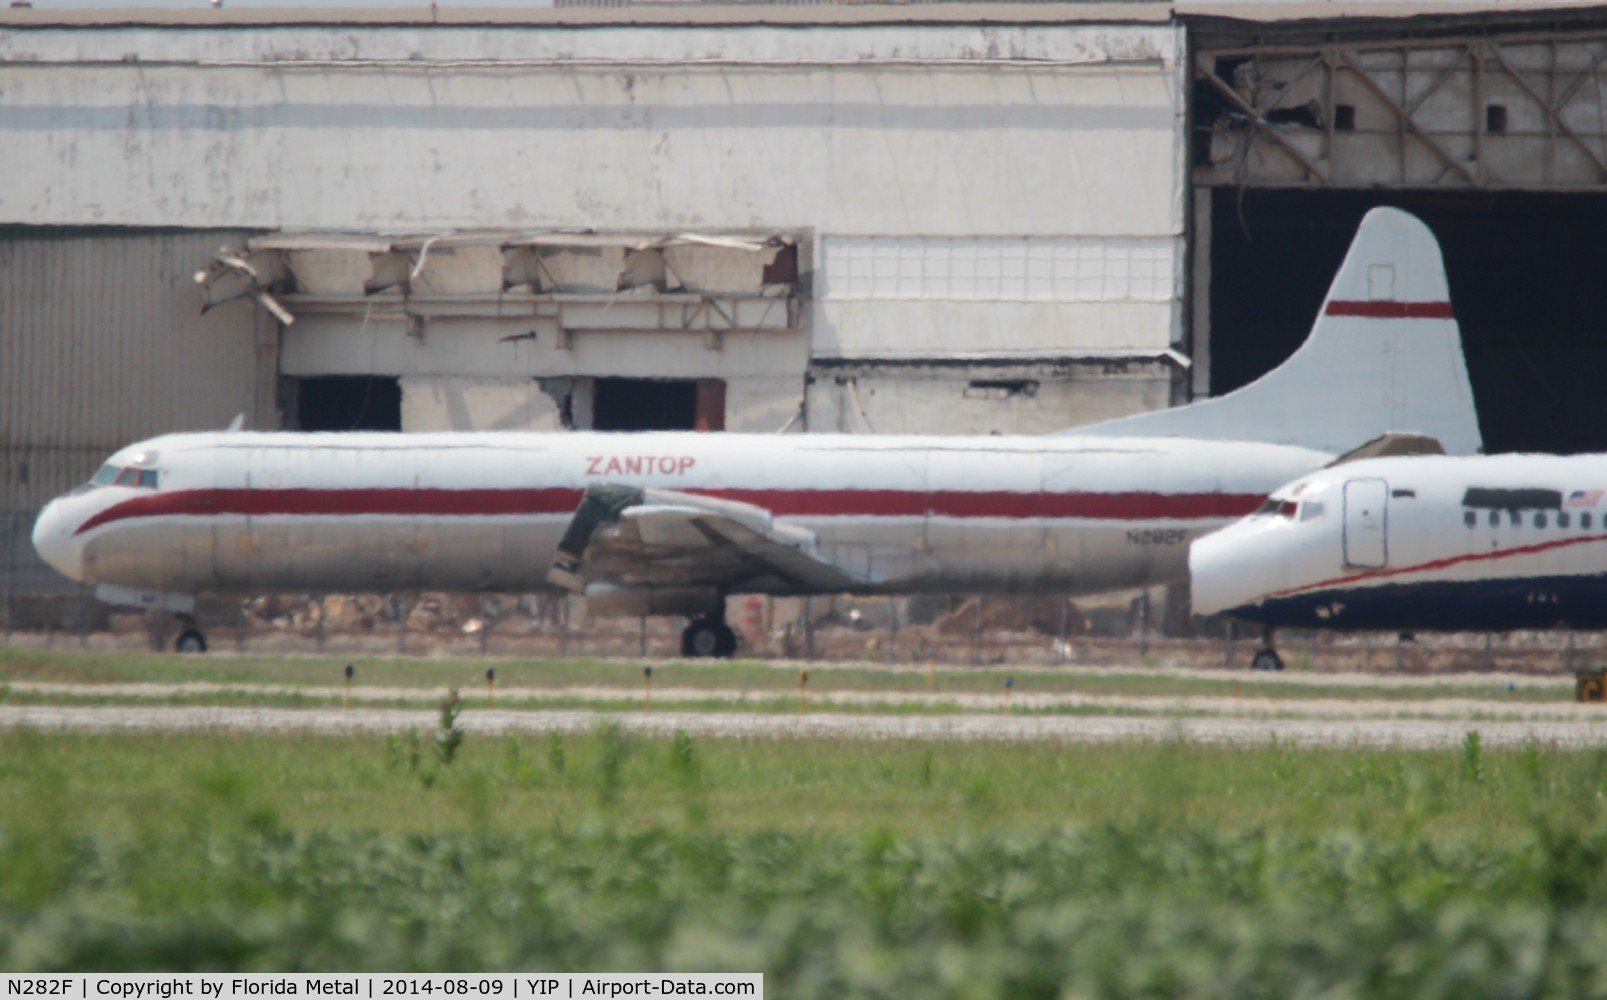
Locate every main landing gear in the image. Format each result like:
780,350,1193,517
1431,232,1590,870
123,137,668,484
174,614,208,654
682,610,737,658
1250,626,1284,671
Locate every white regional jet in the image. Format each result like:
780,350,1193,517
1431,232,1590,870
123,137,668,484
1191,453,1607,665
32,208,1482,656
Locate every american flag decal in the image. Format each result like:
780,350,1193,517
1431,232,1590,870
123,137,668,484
1567,489,1603,508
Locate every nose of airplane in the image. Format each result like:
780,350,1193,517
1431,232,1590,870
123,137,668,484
31,501,83,582
1188,524,1270,619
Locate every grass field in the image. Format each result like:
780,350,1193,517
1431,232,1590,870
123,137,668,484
4,715,1607,994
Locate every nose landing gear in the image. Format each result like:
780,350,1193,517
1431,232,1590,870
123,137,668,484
1250,627,1284,671
174,614,208,654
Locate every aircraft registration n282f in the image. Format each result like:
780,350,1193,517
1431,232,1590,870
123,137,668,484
1191,453,1607,638
32,207,1482,655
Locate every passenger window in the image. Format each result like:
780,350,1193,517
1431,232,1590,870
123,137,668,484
1464,511,1476,528
1585,513,1594,530
1535,513,1548,528
1489,511,1500,527
1559,512,1571,528
1509,511,1521,527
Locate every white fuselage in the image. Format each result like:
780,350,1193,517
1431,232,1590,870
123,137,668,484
1191,453,1607,630
33,430,1330,603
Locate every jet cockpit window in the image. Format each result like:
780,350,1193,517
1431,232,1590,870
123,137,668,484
83,464,159,491
1256,498,1298,519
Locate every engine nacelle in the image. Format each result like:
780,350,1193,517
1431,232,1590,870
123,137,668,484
582,583,720,618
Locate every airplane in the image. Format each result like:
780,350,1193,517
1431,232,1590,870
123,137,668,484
31,207,1482,656
1190,452,1607,670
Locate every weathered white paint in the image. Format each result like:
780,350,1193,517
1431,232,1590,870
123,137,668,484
806,368,1174,436
0,24,1184,236
282,316,810,380
399,376,566,433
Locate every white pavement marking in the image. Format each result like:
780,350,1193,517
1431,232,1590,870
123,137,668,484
2,704,1606,749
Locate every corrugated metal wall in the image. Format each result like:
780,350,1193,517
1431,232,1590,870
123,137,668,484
0,228,272,510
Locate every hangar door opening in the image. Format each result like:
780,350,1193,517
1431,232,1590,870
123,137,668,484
592,378,726,432
1205,189,1607,455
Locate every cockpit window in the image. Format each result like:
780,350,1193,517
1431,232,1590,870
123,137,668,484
1256,498,1298,519
1299,501,1326,522
77,462,158,493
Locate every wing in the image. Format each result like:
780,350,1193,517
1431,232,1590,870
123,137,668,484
546,483,864,595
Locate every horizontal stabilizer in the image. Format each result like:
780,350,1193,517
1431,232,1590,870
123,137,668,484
1324,432,1446,468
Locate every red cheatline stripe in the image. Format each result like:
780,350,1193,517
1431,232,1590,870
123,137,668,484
1260,532,1607,604
1324,300,1455,319
74,487,1266,535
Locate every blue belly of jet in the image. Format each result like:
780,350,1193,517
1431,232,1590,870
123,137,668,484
1229,573,1607,631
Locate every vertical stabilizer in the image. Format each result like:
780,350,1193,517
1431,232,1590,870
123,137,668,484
1072,208,1482,456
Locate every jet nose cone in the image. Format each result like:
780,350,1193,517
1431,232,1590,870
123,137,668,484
31,501,82,582
1188,526,1260,618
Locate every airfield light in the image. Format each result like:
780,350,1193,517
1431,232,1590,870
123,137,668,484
798,669,809,714
486,667,496,708
1004,676,1014,714
644,666,653,712
343,664,354,708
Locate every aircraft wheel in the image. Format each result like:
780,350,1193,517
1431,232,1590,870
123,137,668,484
175,629,209,654
714,622,738,658
682,619,736,659
1250,647,1284,672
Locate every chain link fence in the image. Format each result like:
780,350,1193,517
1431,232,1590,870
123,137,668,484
2,509,1593,673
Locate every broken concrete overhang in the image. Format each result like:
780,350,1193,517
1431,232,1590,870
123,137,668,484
194,230,801,323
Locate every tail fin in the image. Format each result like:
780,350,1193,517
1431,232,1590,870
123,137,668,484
1072,207,1482,456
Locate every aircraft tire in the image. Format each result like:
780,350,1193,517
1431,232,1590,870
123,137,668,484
713,622,738,658
683,619,738,658
175,629,209,654
1251,647,1284,672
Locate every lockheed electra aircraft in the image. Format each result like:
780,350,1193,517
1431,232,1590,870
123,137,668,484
32,208,1482,655
1191,453,1607,669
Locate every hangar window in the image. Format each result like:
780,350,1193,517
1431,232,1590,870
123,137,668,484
290,376,402,432
592,378,725,432
1486,105,1508,135
1333,105,1356,131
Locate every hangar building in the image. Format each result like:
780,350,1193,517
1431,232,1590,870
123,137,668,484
6,0,1607,616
